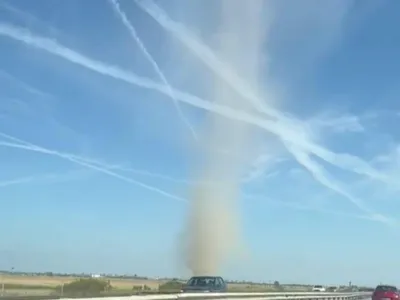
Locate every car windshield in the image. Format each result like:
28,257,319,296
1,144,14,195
314,285,323,288
187,276,218,287
376,286,397,292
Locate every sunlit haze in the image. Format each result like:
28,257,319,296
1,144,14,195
1,0,400,286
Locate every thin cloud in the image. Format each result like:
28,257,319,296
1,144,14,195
0,22,384,181
0,69,52,98
131,1,396,219
0,133,187,203
0,134,253,190
244,193,382,223
89,162,274,186
0,22,394,218
0,69,89,149
285,142,395,225
0,0,61,36
108,0,198,140
134,0,279,118
0,134,381,224
114,165,219,186
242,154,284,183
133,0,392,187
0,176,35,187
308,111,365,134
0,132,217,187
0,169,93,188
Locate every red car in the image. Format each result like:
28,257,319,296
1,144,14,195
372,285,399,300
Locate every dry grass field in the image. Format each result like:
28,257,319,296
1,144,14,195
1,274,309,295
1,275,169,290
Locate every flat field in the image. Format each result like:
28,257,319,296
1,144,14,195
1,275,167,290
0,274,309,296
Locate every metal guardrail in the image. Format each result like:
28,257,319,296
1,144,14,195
48,291,371,300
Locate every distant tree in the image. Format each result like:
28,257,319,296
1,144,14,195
274,281,283,291
132,284,152,292
158,280,183,292
57,278,111,297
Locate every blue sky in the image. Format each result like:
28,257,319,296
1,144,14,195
0,0,400,286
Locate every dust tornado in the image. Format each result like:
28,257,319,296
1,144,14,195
182,0,267,276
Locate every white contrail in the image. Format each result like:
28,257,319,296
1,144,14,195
284,142,395,225
1,3,390,229
0,132,216,186
0,132,233,187
108,0,198,140
0,23,389,185
0,170,92,187
0,69,51,98
0,176,35,187
0,135,187,203
242,154,285,183
130,1,394,219
0,0,60,36
0,136,378,223
244,194,384,223
134,0,281,119
3,135,377,223
113,165,220,186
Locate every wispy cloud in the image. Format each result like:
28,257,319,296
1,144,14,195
242,154,284,183
0,169,93,188
0,68,89,151
267,0,354,82
307,111,365,134
285,142,395,225
0,0,61,36
0,134,381,224
0,132,187,203
0,176,35,187
108,0,198,140
0,22,375,179
0,21,395,223
0,132,260,195
244,193,381,223
134,0,278,118
0,69,52,98
112,165,220,186
132,1,395,222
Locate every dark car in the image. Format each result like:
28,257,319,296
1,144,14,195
372,285,399,300
181,276,227,293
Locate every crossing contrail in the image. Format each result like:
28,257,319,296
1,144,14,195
0,133,186,203
0,22,391,223
108,0,198,140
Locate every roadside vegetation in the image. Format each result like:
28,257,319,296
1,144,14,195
0,276,371,299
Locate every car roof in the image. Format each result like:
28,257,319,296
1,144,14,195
375,285,397,290
189,276,222,279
